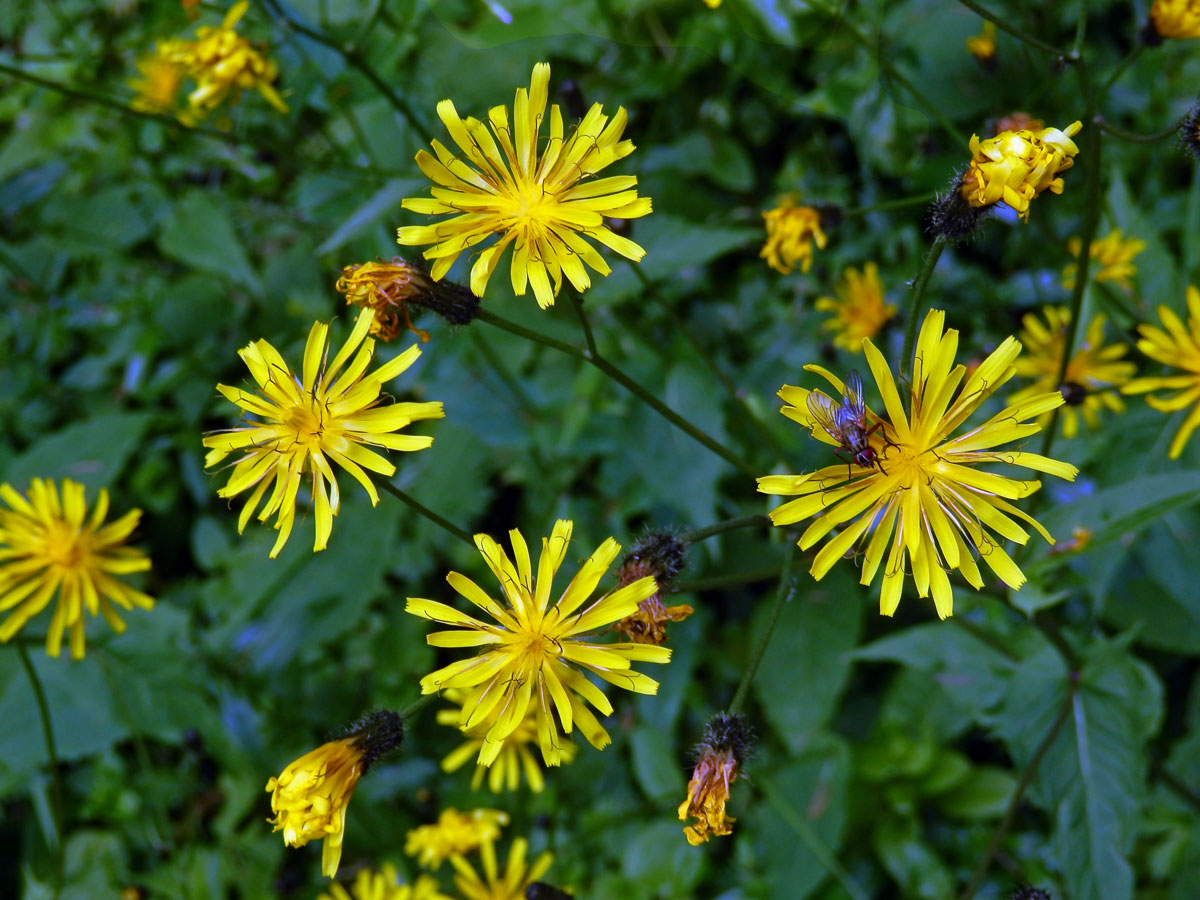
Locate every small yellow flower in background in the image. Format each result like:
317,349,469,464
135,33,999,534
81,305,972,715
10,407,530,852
1151,0,1200,38
203,309,443,558
703,0,723,7
758,309,1078,619
1010,306,1135,438
449,838,553,900
760,194,827,274
267,711,405,879
961,120,1082,221
1051,525,1094,555
336,260,436,343
1123,286,1200,458
1062,229,1146,290
994,111,1044,133
679,713,753,845
397,62,652,309
406,520,671,766
814,262,897,353
965,20,997,63
129,42,190,116
405,808,509,870
437,689,577,793
318,864,451,900
177,1,288,116
0,478,153,659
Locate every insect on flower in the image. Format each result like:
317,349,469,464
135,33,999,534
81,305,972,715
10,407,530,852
805,369,887,474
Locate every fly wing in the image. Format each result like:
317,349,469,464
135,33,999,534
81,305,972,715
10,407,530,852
806,390,844,441
841,370,867,420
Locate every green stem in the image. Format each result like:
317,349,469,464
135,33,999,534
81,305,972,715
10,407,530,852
843,192,938,217
679,515,770,545
674,565,783,593
1158,765,1200,815
728,542,796,714
377,479,473,545
947,615,1020,663
400,692,438,719
954,0,1074,58
1101,43,1144,92
475,308,759,478
568,289,598,359
900,238,948,379
17,642,64,900
1094,116,1177,144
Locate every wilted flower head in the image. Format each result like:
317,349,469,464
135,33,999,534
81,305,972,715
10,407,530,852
336,259,480,343
966,20,997,64
761,194,827,274
267,710,404,878
758,309,1078,618
961,120,1082,221
678,712,753,845
175,1,288,115
612,531,692,645
203,309,443,557
397,62,651,308
1151,0,1200,39
814,262,897,353
317,864,451,900
1123,286,1200,458
405,808,509,871
449,838,552,900
1062,229,1146,290
0,478,154,659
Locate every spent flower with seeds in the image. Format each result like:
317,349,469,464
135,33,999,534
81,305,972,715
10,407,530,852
612,532,692,645
406,808,509,870
1123,286,1200,458
961,120,1082,221
814,262,897,353
679,712,753,845
1062,229,1146,290
449,838,552,900
760,194,827,274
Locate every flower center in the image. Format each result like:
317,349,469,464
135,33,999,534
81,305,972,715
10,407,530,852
42,522,88,569
881,440,932,487
284,402,325,447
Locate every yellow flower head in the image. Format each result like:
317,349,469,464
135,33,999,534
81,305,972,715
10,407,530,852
760,194,827,274
449,838,552,900
758,309,1079,619
406,520,671,766
405,808,509,870
678,712,752,845
965,20,997,62
1123,286,1200,458
703,0,723,7
318,864,451,900
0,478,153,659
437,689,577,793
961,120,1082,221
814,262,897,353
175,1,288,116
1151,0,1200,38
1062,229,1146,290
397,62,652,309
129,42,189,116
336,260,437,343
1010,306,1135,438
203,309,444,558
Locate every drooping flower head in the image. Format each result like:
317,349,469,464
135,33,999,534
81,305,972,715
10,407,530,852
406,520,671,766
1123,286,1200,458
267,710,405,878
678,712,753,845
1010,306,1135,438
129,41,190,117
0,478,153,659
335,259,480,343
611,531,692,645
203,309,443,558
405,808,509,870
814,262,897,353
758,309,1078,618
437,689,577,793
760,194,828,274
449,838,552,900
961,121,1082,221
174,1,288,116
397,62,652,309
966,20,997,64
1061,229,1146,290
318,864,451,900
1150,0,1200,38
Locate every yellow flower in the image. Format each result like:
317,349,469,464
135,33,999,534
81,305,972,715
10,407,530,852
760,194,827,274
405,520,671,766
1123,286,1200,458
437,689,577,793
758,309,1078,619
814,262,897,353
129,42,189,116
703,0,722,7
965,20,997,61
0,478,153,659
203,309,443,558
397,62,652,309
318,864,451,900
176,1,288,116
678,712,752,845
1010,306,1135,438
961,120,1082,221
336,260,437,343
405,808,509,871
449,838,553,900
1062,229,1146,290
1151,0,1200,38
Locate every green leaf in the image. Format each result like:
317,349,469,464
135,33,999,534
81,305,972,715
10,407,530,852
314,178,422,256
629,724,684,802
639,214,760,280
157,191,261,294
1,411,152,492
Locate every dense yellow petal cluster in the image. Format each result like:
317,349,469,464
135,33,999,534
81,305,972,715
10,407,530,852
1010,307,1135,438
760,195,827,274
405,808,509,870
1062,229,1146,290
128,42,190,116
1123,286,1200,458
448,838,552,900
173,1,288,115
961,121,1082,220
336,260,436,343
397,62,651,308
814,262,897,353
1151,0,1200,38
0,478,153,659
317,863,451,900
759,309,1078,618
965,21,997,61
203,309,443,558
406,520,671,765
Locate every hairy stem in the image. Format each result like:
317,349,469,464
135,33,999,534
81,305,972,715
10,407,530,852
728,541,797,714
377,479,473,545
1094,116,1177,144
901,238,948,379
679,515,770,545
